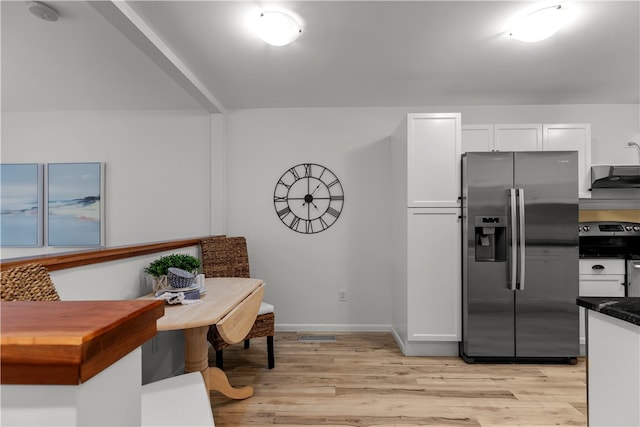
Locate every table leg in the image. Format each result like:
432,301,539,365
182,326,254,399
208,367,253,399
183,326,210,388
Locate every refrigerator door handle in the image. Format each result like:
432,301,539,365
518,188,526,290
509,188,518,290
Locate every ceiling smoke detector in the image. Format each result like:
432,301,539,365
28,1,58,22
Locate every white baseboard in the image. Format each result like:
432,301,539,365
389,324,459,356
275,324,392,333
390,325,406,353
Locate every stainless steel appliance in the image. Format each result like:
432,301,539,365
591,165,640,189
579,221,640,296
461,151,579,363
590,165,640,200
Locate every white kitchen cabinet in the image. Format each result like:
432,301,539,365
494,124,542,151
461,125,493,153
407,208,461,341
406,113,461,208
390,113,462,356
578,259,626,350
462,124,542,152
543,124,592,198
586,310,640,427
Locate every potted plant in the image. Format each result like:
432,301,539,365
145,253,201,291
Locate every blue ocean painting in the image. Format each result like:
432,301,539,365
48,163,102,247
0,163,42,246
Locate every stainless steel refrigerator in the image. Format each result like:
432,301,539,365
460,151,579,363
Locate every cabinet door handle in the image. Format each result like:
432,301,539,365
592,265,605,270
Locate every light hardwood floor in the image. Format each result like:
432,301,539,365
209,333,587,426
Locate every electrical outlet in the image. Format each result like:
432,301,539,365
339,289,347,302
151,336,159,353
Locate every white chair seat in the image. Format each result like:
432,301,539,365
142,372,214,426
258,301,274,315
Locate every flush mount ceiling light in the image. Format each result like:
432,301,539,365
28,1,58,22
508,3,571,42
255,10,302,46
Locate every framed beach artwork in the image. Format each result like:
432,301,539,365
47,162,105,247
0,163,43,247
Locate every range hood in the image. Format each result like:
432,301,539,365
591,165,640,188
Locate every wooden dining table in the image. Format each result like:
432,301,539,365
139,277,264,399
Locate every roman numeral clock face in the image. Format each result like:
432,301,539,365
274,163,344,234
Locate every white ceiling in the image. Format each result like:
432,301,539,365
2,1,639,113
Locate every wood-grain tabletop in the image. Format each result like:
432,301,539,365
138,277,264,331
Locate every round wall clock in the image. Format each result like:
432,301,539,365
273,163,344,234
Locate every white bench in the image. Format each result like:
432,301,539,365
142,372,215,426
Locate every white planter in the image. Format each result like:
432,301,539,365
151,275,168,292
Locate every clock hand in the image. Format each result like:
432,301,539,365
302,186,321,207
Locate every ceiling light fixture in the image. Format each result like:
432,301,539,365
28,1,58,22
255,10,302,47
508,4,571,42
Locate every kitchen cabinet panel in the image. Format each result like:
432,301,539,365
461,125,493,153
463,124,543,152
494,124,542,152
543,124,592,198
586,310,640,426
407,208,461,341
406,113,461,208
578,258,626,348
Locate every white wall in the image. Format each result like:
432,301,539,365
226,108,395,331
1,109,213,259
225,104,639,331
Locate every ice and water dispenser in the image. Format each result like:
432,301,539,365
474,216,507,262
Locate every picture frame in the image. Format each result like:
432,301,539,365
0,163,44,247
47,162,105,247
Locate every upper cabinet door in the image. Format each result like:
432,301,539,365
407,113,461,207
494,124,542,152
461,125,494,153
543,124,592,199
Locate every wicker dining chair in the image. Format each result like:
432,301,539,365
1,263,61,302
201,236,275,370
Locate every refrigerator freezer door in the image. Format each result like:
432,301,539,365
462,152,515,358
513,151,579,358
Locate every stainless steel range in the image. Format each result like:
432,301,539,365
577,220,640,352
579,221,640,295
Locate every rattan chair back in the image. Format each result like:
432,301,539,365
201,236,250,278
1,263,61,301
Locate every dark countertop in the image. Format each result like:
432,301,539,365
577,297,640,327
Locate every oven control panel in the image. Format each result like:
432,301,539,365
579,221,640,236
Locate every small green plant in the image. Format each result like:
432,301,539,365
145,254,201,278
